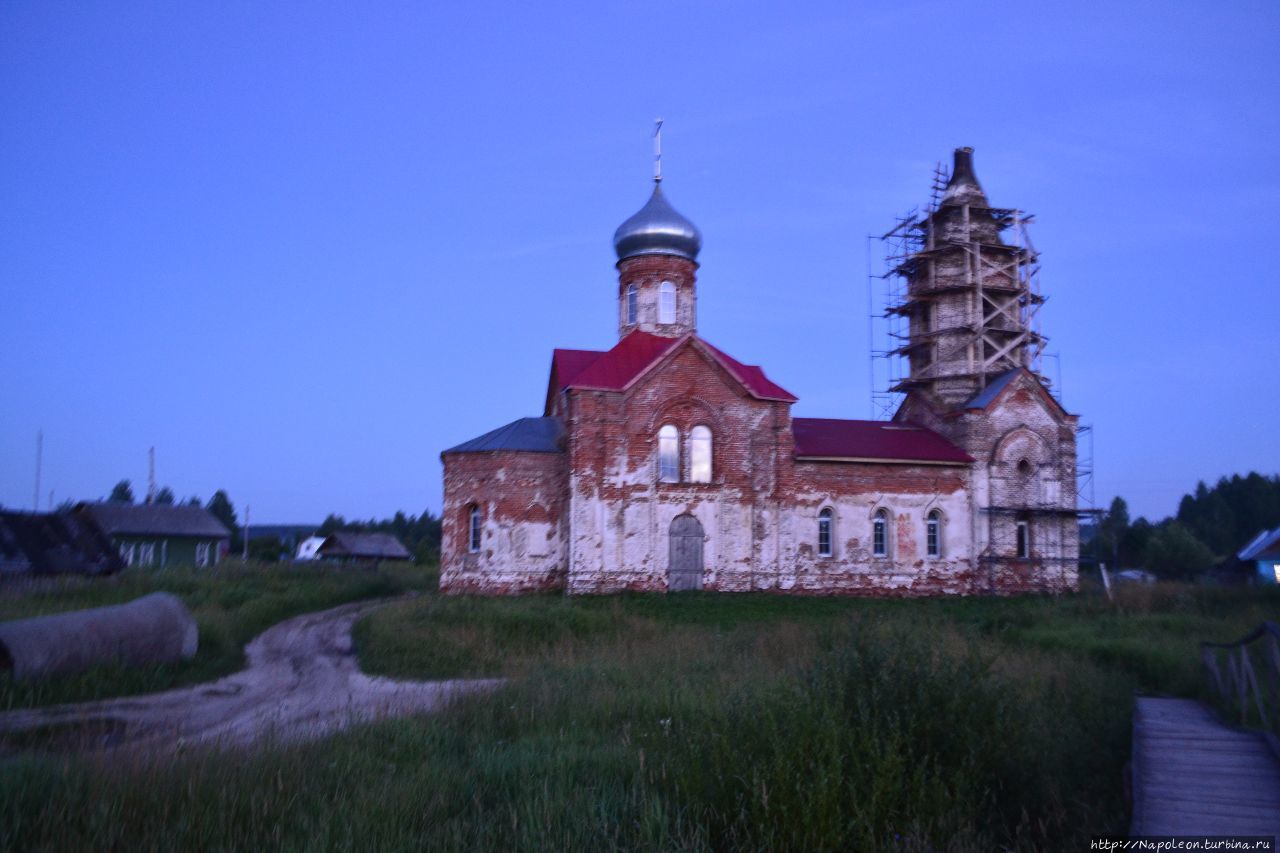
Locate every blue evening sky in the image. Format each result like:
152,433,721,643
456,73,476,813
2,1,1277,523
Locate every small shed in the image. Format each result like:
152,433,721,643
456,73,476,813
76,503,231,569
0,511,125,577
1238,528,1280,585
316,532,411,564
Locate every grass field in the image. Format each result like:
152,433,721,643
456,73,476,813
0,559,435,710
2,579,1276,851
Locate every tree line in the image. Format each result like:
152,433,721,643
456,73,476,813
1094,471,1280,577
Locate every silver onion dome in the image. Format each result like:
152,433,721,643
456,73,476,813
613,183,702,262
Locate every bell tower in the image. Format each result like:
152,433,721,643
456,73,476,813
611,122,702,339
886,147,1046,408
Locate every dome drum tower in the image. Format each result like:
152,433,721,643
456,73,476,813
611,130,703,340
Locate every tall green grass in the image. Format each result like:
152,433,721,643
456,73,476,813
0,560,435,709
2,582,1276,850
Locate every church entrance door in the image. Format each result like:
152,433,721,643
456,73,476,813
668,514,704,591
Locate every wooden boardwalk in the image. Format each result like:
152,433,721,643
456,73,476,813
1131,697,1280,837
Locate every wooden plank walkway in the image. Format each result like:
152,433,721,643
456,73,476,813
1131,697,1280,837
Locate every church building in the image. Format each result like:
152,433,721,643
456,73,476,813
440,147,1079,596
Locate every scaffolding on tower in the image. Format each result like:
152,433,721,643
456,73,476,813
868,161,1048,418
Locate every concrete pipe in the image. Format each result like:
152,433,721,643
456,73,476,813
0,592,198,681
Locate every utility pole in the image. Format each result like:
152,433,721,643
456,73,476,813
33,429,42,512
147,446,156,504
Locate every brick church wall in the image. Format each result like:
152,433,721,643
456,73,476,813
439,450,568,594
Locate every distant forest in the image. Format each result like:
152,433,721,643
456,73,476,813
1095,471,1280,576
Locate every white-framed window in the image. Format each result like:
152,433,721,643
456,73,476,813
139,542,156,567
926,510,942,558
818,507,833,557
658,424,680,482
1016,519,1030,558
689,425,712,483
658,281,676,324
196,541,210,568
468,505,482,553
626,284,638,325
119,541,135,567
872,509,889,558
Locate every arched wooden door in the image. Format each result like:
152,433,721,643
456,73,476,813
668,514,704,591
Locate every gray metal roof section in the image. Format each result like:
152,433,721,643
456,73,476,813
78,502,232,539
964,369,1022,410
443,417,565,454
1239,527,1280,561
318,532,411,560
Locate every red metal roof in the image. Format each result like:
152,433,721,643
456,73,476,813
564,332,682,391
698,339,798,402
792,418,972,464
550,348,604,389
551,331,796,402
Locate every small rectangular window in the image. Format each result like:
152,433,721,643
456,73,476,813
1016,521,1030,558
469,507,482,553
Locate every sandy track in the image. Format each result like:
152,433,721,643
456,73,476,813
0,598,501,754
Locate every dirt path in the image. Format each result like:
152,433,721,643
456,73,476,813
0,598,500,755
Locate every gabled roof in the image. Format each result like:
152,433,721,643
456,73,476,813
963,368,1070,418
697,340,799,402
318,532,411,560
443,416,564,454
549,331,797,403
792,418,973,464
1239,528,1280,562
550,348,604,389
964,369,1021,410
0,511,125,575
77,502,232,539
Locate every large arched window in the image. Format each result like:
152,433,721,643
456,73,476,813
818,507,834,557
926,510,942,558
658,424,680,482
689,425,712,483
626,284,638,325
872,508,890,557
658,281,676,324
468,505,482,553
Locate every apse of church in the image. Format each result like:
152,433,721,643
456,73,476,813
440,142,1079,596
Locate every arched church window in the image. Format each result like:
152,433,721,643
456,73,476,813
926,510,942,558
1016,517,1031,558
468,505,482,553
659,281,676,324
873,508,890,557
626,284,638,325
689,425,712,483
658,424,680,482
818,507,833,557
